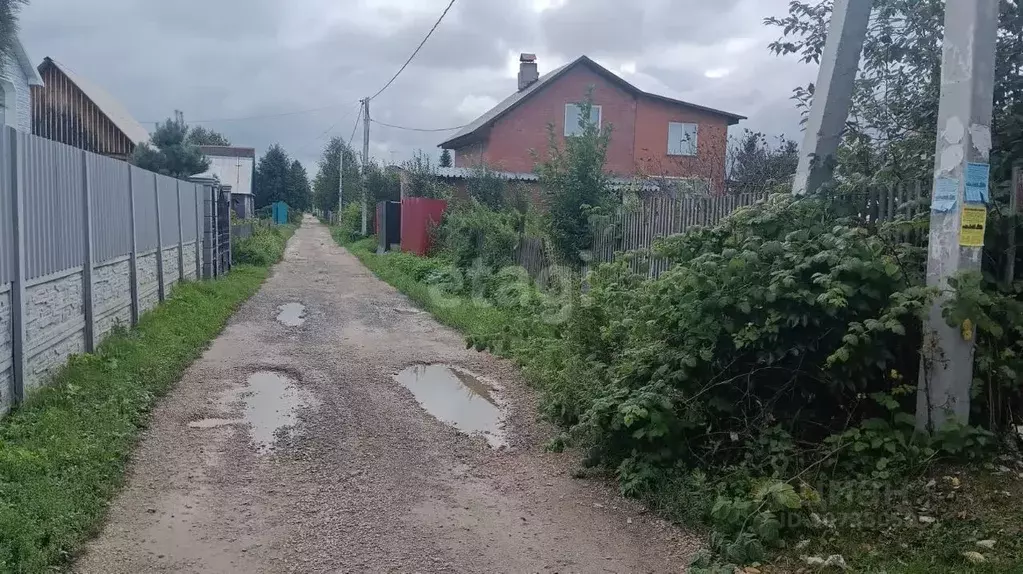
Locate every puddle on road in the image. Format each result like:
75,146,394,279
276,302,306,327
394,364,507,448
244,371,317,454
188,370,318,455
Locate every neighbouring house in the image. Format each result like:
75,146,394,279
439,54,745,193
195,146,256,219
31,57,150,159
0,36,44,132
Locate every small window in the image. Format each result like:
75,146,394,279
668,122,699,156
565,103,602,136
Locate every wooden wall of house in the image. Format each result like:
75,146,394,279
31,65,135,160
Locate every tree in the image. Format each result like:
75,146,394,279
254,144,291,209
439,148,453,168
0,0,26,79
401,151,448,199
536,92,613,268
131,118,210,179
364,160,401,205
727,129,799,193
286,160,311,211
312,137,361,214
186,126,231,146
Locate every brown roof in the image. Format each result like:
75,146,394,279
439,55,745,149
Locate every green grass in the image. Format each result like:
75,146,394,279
0,226,293,573
341,236,514,339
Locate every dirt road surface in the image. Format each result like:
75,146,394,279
74,216,701,573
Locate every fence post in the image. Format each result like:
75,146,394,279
176,180,184,282
7,127,26,405
81,150,95,353
153,174,165,302
194,185,201,280
127,165,139,326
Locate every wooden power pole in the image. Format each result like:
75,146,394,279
361,98,371,236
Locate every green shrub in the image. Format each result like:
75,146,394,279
336,201,363,242
232,225,291,266
435,203,520,271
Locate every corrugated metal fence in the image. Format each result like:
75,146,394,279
0,126,204,413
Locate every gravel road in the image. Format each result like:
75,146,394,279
73,215,701,573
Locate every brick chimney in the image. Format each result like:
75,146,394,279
518,53,539,91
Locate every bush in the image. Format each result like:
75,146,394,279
335,202,363,243
232,225,291,266
435,203,520,271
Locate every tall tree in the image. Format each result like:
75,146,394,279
186,126,231,146
439,148,453,168
254,144,291,209
0,0,26,79
287,160,311,211
312,137,361,213
131,118,210,178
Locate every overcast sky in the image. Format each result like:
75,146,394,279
17,0,817,171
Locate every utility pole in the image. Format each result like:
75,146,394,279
361,98,371,236
916,0,999,431
791,0,873,195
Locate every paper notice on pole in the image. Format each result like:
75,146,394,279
965,162,990,203
932,177,959,212
960,205,987,247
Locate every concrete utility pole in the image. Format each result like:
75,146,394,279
361,98,371,236
916,0,999,431
792,0,873,195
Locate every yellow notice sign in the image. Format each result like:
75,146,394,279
960,205,987,247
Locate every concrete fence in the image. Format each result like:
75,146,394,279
0,126,204,416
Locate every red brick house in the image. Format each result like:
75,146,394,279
439,54,745,192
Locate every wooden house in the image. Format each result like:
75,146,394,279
31,57,150,159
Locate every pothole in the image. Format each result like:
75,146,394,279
276,302,306,327
243,370,318,454
190,370,318,455
394,364,507,448
187,418,238,429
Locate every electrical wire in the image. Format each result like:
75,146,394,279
367,0,457,101
348,104,364,148
141,101,360,125
371,118,468,132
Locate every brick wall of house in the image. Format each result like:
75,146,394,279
634,97,729,189
461,65,639,175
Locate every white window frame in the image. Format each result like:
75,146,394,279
564,103,602,137
667,122,699,156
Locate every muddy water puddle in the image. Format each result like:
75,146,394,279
394,365,507,448
189,370,318,455
276,303,306,326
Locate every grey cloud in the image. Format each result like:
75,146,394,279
17,0,810,171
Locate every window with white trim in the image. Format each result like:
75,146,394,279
564,103,601,136
668,122,699,156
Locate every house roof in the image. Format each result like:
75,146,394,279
439,55,746,150
12,38,43,87
39,58,151,145
198,145,256,159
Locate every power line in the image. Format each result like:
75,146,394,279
348,104,364,147
371,118,468,132
367,0,457,101
295,102,360,157
141,101,359,125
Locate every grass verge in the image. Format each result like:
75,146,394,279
0,226,293,573
340,236,514,339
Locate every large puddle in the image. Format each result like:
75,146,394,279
189,370,317,455
276,303,306,327
394,364,507,448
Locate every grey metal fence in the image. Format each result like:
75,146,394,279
0,126,207,415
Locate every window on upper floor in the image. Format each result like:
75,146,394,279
564,103,602,137
668,122,699,156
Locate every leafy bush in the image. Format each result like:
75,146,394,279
435,203,520,271
335,201,363,242
232,225,292,266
